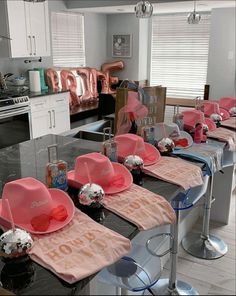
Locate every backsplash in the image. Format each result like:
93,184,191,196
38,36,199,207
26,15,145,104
0,56,52,77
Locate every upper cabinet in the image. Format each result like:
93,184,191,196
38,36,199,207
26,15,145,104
0,0,50,58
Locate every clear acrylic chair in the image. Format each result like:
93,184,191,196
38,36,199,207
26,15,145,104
181,150,231,260
145,175,209,295
97,243,162,295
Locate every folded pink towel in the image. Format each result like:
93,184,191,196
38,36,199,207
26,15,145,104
207,127,236,151
143,157,203,190
103,184,176,230
221,118,236,130
29,209,131,284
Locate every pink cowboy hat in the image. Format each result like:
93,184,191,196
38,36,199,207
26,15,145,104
115,134,161,166
124,91,148,119
0,177,75,234
116,92,148,135
68,152,133,194
219,97,236,111
182,110,216,132
203,101,230,120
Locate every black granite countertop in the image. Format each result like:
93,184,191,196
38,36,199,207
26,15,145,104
0,89,69,100
27,89,69,99
0,134,198,295
0,135,142,295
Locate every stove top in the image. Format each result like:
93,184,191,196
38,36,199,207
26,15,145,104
0,89,27,99
0,92,30,111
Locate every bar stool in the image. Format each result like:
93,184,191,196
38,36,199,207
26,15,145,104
97,243,162,295
181,153,231,259
145,176,209,295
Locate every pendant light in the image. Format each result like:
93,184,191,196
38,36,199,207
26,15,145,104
135,0,153,18
187,0,201,24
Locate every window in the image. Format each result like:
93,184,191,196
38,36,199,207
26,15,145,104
150,13,211,99
51,12,85,67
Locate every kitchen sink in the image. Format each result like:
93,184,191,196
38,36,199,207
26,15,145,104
81,119,113,133
73,130,112,142
61,119,114,142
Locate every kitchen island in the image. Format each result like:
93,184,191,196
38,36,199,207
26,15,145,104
0,134,184,295
0,133,235,295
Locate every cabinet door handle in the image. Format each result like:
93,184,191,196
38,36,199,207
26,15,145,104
48,111,52,129
56,99,65,103
32,36,36,55
52,110,56,128
28,36,32,56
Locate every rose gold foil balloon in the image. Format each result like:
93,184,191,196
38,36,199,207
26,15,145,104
101,61,124,73
46,69,60,92
101,61,124,94
60,70,79,107
89,68,99,100
76,68,93,104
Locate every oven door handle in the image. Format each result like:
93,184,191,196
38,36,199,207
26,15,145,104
0,107,30,120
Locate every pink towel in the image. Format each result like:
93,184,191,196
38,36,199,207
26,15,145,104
29,209,131,284
221,118,236,130
103,184,176,230
207,127,236,151
143,157,203,190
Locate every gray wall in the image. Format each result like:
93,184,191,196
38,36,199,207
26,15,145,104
0,0,107,76
84,13,107,69
207,7,236,99
107,14,140,81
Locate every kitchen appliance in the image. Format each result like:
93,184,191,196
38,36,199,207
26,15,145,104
0,93,32,149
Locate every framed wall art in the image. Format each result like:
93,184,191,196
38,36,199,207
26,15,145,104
112,34,132,58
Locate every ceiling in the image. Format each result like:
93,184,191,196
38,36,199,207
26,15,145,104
66,0,236,14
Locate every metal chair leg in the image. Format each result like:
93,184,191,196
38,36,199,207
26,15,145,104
115,287,128,295
182,175,228,259
149,206,199,295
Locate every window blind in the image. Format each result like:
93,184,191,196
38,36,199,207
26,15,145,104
150,13,211,99
51,12,85,67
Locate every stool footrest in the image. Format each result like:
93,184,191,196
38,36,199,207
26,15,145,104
146,233,173,257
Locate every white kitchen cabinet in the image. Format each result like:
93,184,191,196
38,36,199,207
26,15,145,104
0,0,50,58
30,92,70,139
30,109,52,139
27,1,50,57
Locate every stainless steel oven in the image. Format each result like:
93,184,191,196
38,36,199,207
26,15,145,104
0,95,32,149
